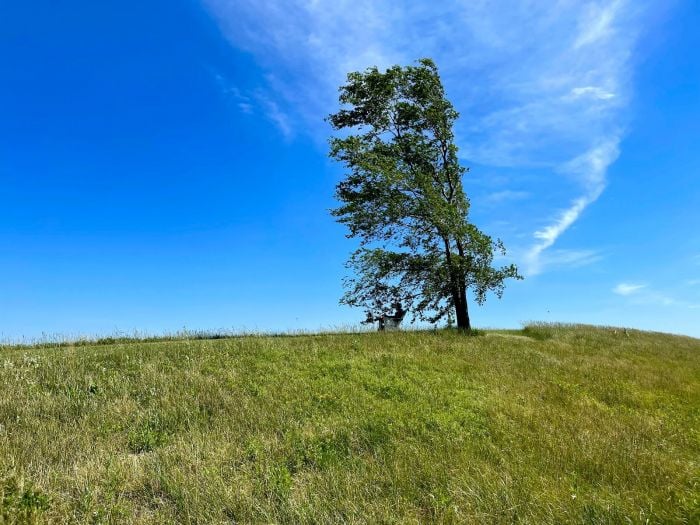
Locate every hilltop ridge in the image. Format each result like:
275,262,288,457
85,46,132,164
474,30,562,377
1,324,698,523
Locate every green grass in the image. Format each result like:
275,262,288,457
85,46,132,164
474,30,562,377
0,324,698,524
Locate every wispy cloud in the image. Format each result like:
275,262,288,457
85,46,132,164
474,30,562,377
531,248,603,274
525,139,620,275
613,281,700,308
204,0,660,272
256,94,293,140
574,0,624,48
568,86,617,100
484,190,531,204
214,73,294,137
613,282,647,296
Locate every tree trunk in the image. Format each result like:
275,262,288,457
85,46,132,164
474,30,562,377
454,286,471,331
452,240,471,331
443,237,471,331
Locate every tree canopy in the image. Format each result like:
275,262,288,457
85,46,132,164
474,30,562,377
328,58,520,330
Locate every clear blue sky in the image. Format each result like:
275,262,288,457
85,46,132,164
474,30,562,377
1,1,699,340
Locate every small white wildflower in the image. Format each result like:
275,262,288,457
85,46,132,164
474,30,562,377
22,354,40,368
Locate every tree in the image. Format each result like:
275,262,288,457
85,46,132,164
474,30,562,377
328,58,521,331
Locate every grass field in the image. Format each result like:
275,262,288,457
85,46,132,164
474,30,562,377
0,324,698,524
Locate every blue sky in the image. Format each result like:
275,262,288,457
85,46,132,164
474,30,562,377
1,0,699,340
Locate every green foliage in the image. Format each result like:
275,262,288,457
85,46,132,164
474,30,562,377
328,58,520,328
127,414,170,454
0,327,698,523
1,476,50,523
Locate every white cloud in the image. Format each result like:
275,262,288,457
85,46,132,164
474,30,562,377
485,190,531,204
634,292,698,308
524,139,620,275
613,282,700,309
530,249,603,274
214,73,293,136
256,94,293,139
613,283,647,296
574,0,624,48
203,0,659,273
569,86,617,100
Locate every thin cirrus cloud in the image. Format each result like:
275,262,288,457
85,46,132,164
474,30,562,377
613,283,647,296
524,139,620,275
613,282,699,309
484,190,531,204
214,73,293,138
574,0,624,48
203,0,662,274
568,86,617,100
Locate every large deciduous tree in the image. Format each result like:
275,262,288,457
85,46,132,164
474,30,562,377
328,59,521,331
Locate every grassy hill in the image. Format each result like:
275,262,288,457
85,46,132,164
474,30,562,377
0,324,698,524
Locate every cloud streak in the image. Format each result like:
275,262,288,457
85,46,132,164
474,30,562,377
613,281,700,308
485,190,531,204
568,86,617,101
613,283,647,296
203,0,658,273
525,139,620,275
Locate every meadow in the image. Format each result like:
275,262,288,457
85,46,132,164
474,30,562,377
0,324,698,524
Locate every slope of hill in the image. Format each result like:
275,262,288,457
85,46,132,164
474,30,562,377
1,325,698,523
